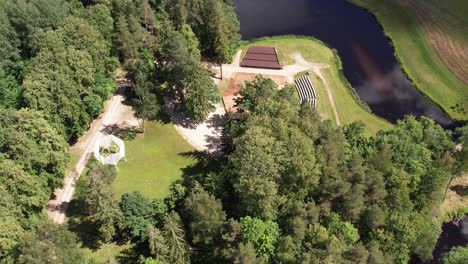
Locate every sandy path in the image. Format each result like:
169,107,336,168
166,100,226,156
46,83,138,224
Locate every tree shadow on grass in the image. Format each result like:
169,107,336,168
101,123,138,137
180,151,221,177
116,247,140,264
66,198,102,250
450,185,468,197
115,240,154,264
179,151,224,193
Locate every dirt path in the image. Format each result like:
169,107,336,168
292,53,341,126
46,82,138,224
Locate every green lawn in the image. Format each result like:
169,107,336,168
347,0,468,122
83,242,135,264
242,36,393,135
113,122,196,199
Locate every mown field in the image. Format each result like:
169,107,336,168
113,122,196,199
241,36,393,135
348,0,468,122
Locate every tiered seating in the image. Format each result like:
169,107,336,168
294,76,317,107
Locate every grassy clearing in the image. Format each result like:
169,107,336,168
438,174,468,221
83,242,135,264
308,72,336,125
348,0,468,122
113,121,196,199
242,36,393,135
68,111,198,263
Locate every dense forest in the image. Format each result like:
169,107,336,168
0,0,467,263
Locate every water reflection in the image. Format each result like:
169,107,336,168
233,0,453,127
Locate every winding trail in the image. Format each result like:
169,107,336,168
46,80,138,224
292,53,342,126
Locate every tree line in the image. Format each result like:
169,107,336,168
29,76,467,263
2,0,467,263
0,0,240,262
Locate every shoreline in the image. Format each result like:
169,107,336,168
242,35,374,114
239,35,392,134
346,0,466,124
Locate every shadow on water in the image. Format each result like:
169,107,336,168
232,0,454,128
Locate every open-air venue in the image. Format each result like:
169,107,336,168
1,0,467,263
295,75,317,108
240,46,283,69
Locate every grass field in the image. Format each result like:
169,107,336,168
83,243,135,264
348,0,468,122
241,36,393,135
113,122,196,199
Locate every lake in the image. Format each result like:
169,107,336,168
232,0,453,128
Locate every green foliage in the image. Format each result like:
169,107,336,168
164,0,240,62
83,93,104,117
234,242,260,264
184,184,226,249
0,7,21,77
274,235,298,263
16,223,86,264
182,65,218,123
0,109,69,189
200,0,240,62
343,121,374,159
180,24,201,61
120,192,168,241
442,246,468,264
0,75,21,109
231,126,284,220
81,4,114,45
157,25,217,123
148,225,170,263
130,52,160,126
82,165,123,242
327,213,359,246
22,11,116,140
240,216,280,261
235,75,278,112
0,159,49,216
0,186,24,260
162,211,189,264
165,0,188,30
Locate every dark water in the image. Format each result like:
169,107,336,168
412,218,468,264
232,0,453,127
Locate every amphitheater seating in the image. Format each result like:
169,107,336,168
294,76,317,107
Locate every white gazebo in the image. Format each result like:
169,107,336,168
93,135,126,169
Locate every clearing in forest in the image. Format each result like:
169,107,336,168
224,36,392,134
113,122,197,199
